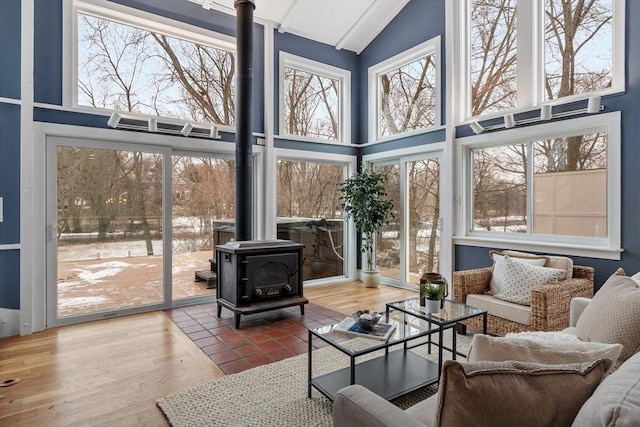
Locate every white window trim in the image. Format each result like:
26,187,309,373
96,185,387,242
368,36,442,143
278,52,351,144
454,112,622,260
454,0,626,123
65,0,236,128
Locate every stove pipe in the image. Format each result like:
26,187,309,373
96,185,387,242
234,0,255,241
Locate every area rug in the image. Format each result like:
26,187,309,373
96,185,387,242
157,331,471,427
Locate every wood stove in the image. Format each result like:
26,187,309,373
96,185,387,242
215,240,308,328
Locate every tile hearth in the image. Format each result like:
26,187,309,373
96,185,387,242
166,302,346,375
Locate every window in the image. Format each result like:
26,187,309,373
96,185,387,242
369,37,441,142
459,112,620,257
460,0,624,120
73,2,236,125
279,53,351,143
276,159,346,280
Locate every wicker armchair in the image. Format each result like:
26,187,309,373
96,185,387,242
453,265,595,336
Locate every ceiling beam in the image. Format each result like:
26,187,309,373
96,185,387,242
277,0,304,34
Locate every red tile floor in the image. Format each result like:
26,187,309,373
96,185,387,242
165,302,347,375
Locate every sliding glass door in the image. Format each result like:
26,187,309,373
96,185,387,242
46,138,243,326
49,142,167,324
171,154,235,301
374,153,441,287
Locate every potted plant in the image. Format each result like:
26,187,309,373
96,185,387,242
304,218,329,274
419,281,445,312
340,168,394,288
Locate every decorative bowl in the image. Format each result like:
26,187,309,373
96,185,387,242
352,310,382,329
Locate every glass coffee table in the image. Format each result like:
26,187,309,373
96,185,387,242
307,313,441,401
386,298,487,377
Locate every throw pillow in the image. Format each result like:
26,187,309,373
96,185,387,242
489,251,548,295
503,250,574,280
434,359,612,427
576,270,640,361
493,256,564,305
467,334,622,372
572,351,640,427
631,271,640,287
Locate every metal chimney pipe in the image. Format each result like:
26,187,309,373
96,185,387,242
234,0,255,241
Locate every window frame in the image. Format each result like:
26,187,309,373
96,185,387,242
453,0,626,123
278,52,351,144
66,0,237,130
455,112,621,260
368,36,442,143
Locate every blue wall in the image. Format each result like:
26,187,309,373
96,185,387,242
0,0,22,310
358,0,446,144
0,0,21,100
0,105,21,310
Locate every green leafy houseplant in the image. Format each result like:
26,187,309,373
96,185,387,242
339,168,394,272
419,282,445,300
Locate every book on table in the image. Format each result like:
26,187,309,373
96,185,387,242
334,317,397,342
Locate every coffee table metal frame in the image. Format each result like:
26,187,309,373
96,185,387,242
385,298,488,378
308,313,442,402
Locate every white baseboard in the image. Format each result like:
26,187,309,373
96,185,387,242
0,308,20,338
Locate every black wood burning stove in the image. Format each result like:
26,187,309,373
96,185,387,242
216,240,308,328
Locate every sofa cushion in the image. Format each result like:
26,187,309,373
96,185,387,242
467,334,623,371
576,270,640,361
405,394,438,425
490,251,548,295
572,351,640,426
466,294,531,325
503,250,574,279
434,359,612,427
493,256,564,305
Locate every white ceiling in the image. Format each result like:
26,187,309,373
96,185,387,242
192,0,409,54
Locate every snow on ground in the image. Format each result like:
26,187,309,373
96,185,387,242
58,296,109,309
56,241,213,317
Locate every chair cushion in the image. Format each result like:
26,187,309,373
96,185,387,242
489,251,547,295
503,250,574,280
467,334,623,371
576,269,640,361
466,293,531,325
434,359,612,427
572,351,640,427
493,256,564,305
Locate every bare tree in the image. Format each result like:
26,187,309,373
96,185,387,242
380,55,437,137
283,67,339,140
471,0,612,233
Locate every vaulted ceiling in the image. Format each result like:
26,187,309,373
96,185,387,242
191,0,409,54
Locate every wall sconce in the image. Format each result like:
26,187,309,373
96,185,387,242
148,117,158,133
105,112,221,139
470,96,604,136
107,112,121,128
587,96,601,114
504,113,515,128
181,123,194,137
469,121,485,135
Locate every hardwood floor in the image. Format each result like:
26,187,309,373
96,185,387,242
0,281,417,426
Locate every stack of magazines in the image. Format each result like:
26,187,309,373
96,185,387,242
334,317,397,342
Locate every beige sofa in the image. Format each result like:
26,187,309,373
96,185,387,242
333,290,640,427
453,251,594,336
